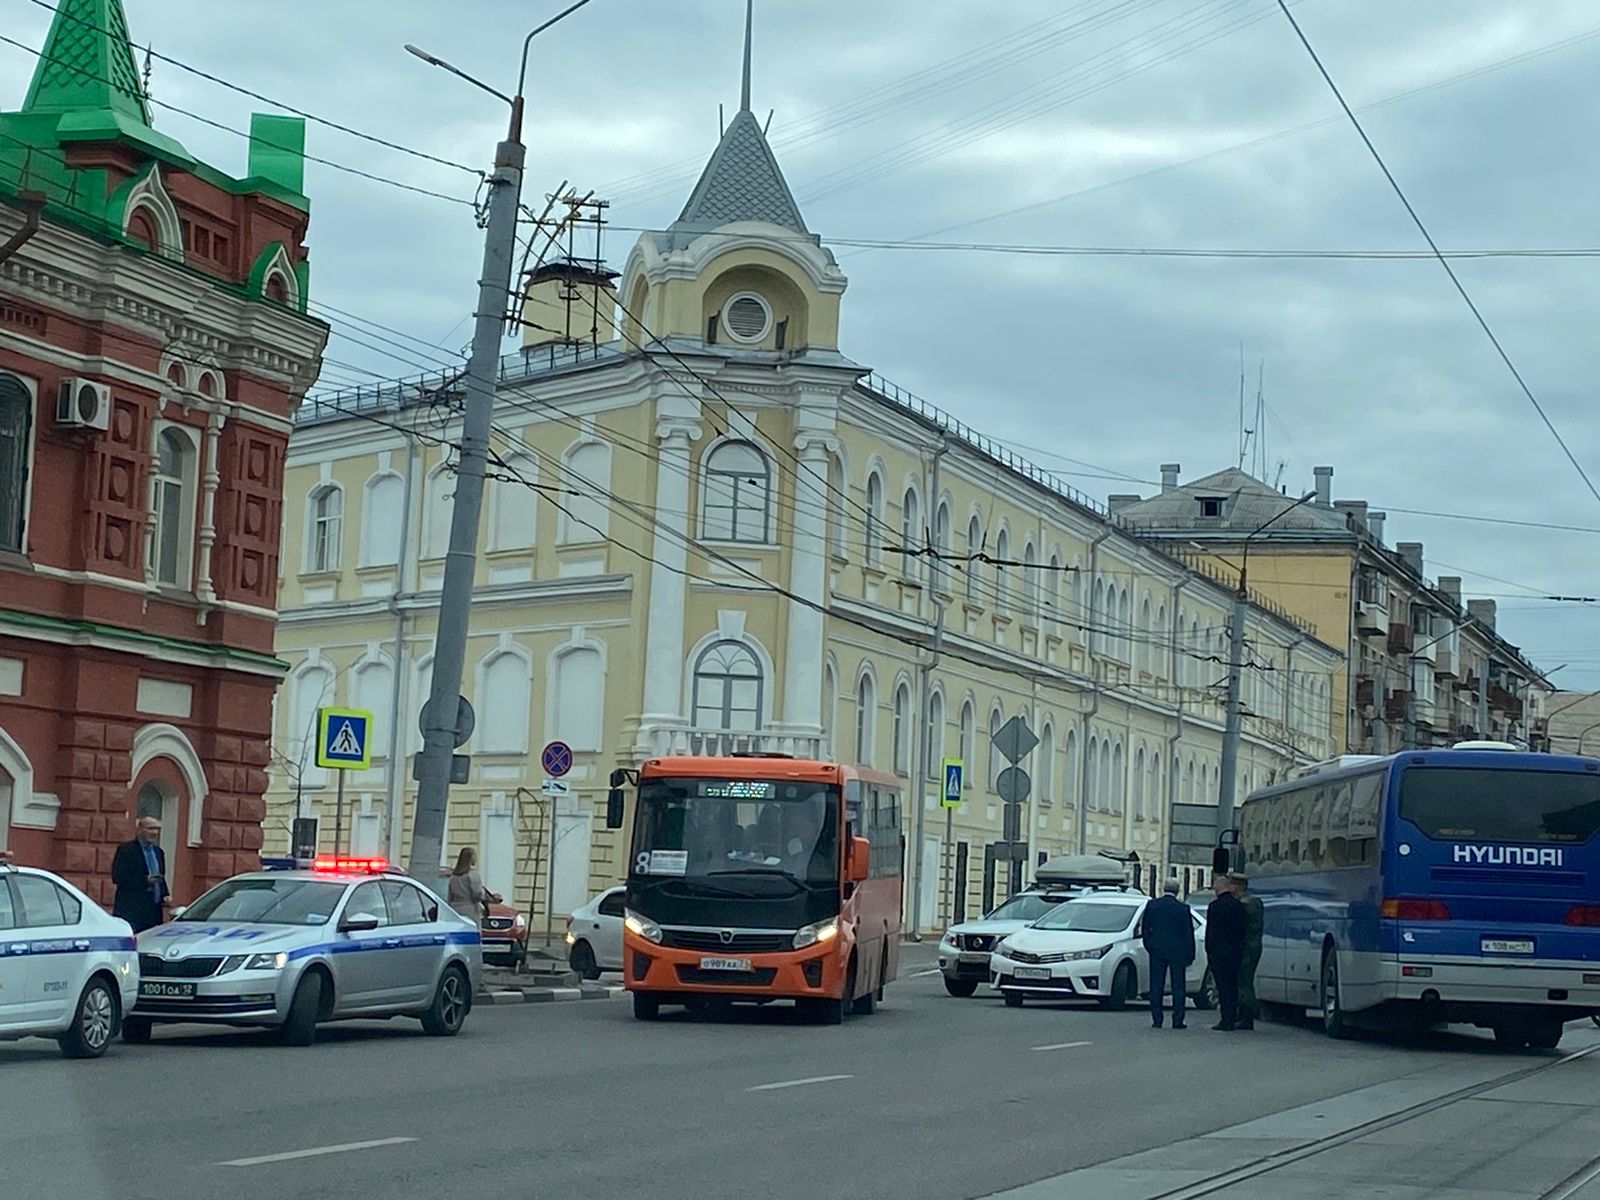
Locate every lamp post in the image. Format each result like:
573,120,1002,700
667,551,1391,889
403,0,598,886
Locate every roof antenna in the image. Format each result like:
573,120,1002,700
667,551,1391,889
740,0,754,113
142,44,154,100
718,103,724,137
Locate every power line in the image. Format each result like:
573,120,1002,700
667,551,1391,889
1273,0,1600,510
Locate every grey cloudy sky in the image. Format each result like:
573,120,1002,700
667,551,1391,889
7,0,1600,685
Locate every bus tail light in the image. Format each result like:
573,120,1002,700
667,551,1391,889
1563,906,1600,927
1381,898,1451,920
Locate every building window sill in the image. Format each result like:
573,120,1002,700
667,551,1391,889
700,539,780,552
297,569,341,584
484,546,535,559
0,548,34,574
356,561,400,574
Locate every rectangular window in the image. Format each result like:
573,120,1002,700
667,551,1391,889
0,378,30,553
1399,767,1600,844
155,476,184,584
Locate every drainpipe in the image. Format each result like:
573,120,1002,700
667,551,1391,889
911,436,948,938
0,191,44,266
1076,529,1112,853
383,428,420,859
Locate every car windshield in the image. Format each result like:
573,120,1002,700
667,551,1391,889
1032,901,1137,933
1399,767,1600,844
178,877,345,926
985,893,1063,922
633,777,839,884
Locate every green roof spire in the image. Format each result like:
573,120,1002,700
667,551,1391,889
23,0,151,124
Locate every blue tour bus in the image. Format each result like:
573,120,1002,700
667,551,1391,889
1235,745,1600,1048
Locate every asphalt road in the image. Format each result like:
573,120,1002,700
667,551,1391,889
5,944,1597,1200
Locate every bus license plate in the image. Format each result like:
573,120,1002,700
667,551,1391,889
1482,938,1534,955
1013,967,1051,980
699,956,752,972
140,981,196,998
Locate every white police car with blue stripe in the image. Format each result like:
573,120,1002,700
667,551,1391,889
126,856,482,1046
0,851,139,1058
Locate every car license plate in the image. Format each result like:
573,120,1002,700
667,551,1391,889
1482,938,1535,955
139,981,196,998
698,956,752,972
959,952,989,963
1013,966,1051,980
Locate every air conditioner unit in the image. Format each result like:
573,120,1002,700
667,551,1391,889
56,378,111,431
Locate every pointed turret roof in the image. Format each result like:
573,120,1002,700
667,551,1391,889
23,0,150,123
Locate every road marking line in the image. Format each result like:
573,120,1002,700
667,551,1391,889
216,1137,418,1167
1031,1041,1093,1052
748,1074,854,1092
909,967,943,977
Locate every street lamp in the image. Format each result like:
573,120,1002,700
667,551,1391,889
402,0,599,886
1576,719,1600,755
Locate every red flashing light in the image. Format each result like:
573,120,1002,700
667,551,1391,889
311,855,390,874
1380,898,1451,921
1564,905,1600,927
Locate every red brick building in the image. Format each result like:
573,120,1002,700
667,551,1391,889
0,1,326,905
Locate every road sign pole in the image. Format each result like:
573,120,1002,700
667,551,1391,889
334,769,346,859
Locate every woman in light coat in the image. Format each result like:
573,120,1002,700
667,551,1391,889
447,847,501,918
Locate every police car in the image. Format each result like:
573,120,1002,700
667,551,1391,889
0,851,139,1058
126,856,483,1046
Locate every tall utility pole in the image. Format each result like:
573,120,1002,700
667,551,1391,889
402,1,598,885
1477,657,1492,738
911,440,947,937
1218,490,1317,840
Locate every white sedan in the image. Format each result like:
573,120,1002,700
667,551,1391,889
990,892,1214,1010
0,855,139,1058
565,886,624,979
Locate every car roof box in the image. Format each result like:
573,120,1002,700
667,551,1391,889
1033,854,1128,887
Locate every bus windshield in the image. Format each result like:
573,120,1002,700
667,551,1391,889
634,777,839,884
1399,768,1600,844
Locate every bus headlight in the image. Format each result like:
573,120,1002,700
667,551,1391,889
624,910,663,944
793,917,839,950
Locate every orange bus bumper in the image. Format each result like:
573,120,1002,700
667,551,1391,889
623,929,849,1000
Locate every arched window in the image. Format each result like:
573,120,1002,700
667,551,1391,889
855,672,877,764
934,500,951,593
1071,560,1085,626
965,516,983,604
1175,614,1188,687
925,690,945,780
360,473,404,567
702,440,771,543
1091,578,1105,653
1117,587,1132,663
900,486,920,578
289,663,334,787
152,428,197,587
489,452,537,551
264,272,290,304
1046,552,1062,627
352,657,393,758
692,640,764,732
1150,752,1163,822
551,645,605,751
1085,737,1099,810
1023,541,1040,623
305,482,342,575
560,440,611,543
1038,723,1055,803
823,662,838,757
1104,741,1118,814
0,373,31,553
988,707,1004,789
1139,597,1153,674
477,650,531,753
828,456,848,559
864,472,884,567
892,682,912,775
994,528,1011,613
1184,757,1197,805
126,208,158,251
423,463,453,559
1063,728,1079,809
1133,747,1146,820
1154,604,1167,678
958,700,975,788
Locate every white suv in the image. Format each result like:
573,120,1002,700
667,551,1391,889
0,855,139,1057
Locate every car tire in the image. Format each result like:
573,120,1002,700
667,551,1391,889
943,977,980,998
1527,1018,1564,1051
1100,962,1136,1012
421,965,471,1037
1191,968,1218,1011
121,1015,153,1044
569,940,601,981
1002,991,1024,1008
280,971,324,1046
58,976,118,1059
1321,948,1353,1040
632,991,661,1021
849,955,877,1016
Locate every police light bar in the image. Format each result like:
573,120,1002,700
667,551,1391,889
311,855,390,874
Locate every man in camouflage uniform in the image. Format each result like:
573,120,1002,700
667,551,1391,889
1232,872,1263,1031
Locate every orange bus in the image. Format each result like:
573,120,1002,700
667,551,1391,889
606,755,902,1023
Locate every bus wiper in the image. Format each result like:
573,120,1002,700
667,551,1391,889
662,878,754,898
708,867,815,891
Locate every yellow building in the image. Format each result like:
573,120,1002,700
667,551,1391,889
268,71,1341,934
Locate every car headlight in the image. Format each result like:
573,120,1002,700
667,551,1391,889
940,930,960,949
513,914,528,931
1064,945,1112,962
993,938,1011,956
624,910,663,944
793,916,840,950
244,952,289,971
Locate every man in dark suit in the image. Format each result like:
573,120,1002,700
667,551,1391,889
1205,872,1248,1031
1142,879,1196,1029
111,815,170,932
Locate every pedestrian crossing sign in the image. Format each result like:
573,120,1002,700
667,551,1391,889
941,758,965,808
316,707,374,771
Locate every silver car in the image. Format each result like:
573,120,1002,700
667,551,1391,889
938,891,1081,996
126,860,482,1045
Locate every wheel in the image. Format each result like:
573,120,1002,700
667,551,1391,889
420,965,470,1036
1321,949,1353,1039
1590,1014,1600,1028
1190,968,1218,1012
1527,1018,1564,1051
569,940,600,981
1492,1023,1528,1048
58,977,117,1059
280,971,324,1046
510,944,527,973
121,1016,153,1044
849,956,877,1015
943,976,980,998
1100,962,1136,1012
632,991,661,1021
1003,991,1024,1008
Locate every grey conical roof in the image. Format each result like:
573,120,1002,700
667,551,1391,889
673,108,808,233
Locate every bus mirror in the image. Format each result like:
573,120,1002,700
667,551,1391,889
848,836,871,884
609,768,627,788
1212,846,1232,877
605,789,626,829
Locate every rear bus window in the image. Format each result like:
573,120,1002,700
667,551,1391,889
1399,768,1600,844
